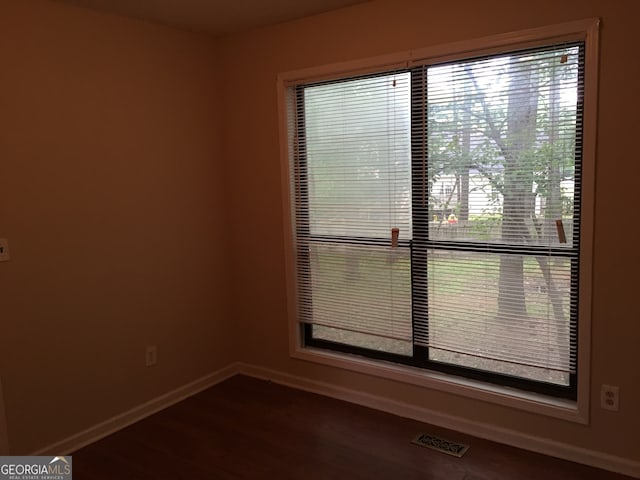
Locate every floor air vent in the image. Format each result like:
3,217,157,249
411,433,470,458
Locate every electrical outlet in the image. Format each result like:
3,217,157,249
145,346,157,367
600,384,619,411
0,239,10,262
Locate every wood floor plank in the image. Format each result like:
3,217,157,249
72,375,633,479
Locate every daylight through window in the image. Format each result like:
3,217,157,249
288,42,585,399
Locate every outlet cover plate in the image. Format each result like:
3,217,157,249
600,384,619,411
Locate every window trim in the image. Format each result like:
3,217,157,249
277,18,599,424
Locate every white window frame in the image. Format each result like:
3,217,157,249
277,18,599,423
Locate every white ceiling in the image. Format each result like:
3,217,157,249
51,0,370,37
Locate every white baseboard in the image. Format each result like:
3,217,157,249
25,362,639,478
31,363,240,456
237,363,640,479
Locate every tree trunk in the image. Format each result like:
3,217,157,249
540,58,568,350
459,123,471,222
544,60,564,245
497,64,539,321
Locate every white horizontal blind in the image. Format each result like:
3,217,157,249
424,46,582,247
288,43,583,390
292,73,413,346
413,44,583,384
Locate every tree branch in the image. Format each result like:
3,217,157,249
472,163,504,196
463,66,509,158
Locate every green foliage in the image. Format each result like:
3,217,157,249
468,214,502,240
427,46,580,234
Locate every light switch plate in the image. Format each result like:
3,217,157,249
0,239,10,262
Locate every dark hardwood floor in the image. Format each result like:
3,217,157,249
72,375,632,479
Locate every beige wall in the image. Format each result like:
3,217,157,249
0,0,231,453
220,0,640,462
1,0,638,464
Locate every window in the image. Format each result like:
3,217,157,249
280,21,597,408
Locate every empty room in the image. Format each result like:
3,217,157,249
0,0,638,478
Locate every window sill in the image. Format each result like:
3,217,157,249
291,345,587,424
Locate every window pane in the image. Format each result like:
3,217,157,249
301,242,412,343
427,46,581,248
425,249,573,385
303,73,412,239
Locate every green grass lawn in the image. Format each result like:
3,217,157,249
308,243,572,385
